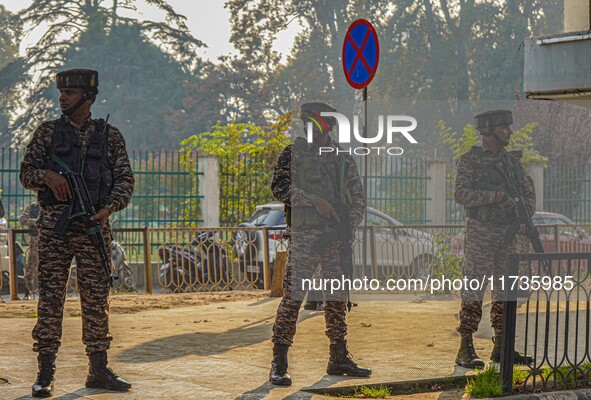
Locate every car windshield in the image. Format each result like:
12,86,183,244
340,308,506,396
248,208,285,227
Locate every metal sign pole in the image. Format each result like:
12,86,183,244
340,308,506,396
363,87,368,273
342,18,379,281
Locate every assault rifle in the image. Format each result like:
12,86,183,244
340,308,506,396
495,155,545,254
52,116,115,287
311,202,354,311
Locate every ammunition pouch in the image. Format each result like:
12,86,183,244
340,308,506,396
290,206,324,230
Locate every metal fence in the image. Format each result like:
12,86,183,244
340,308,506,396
219,155,276,227
544,161,591,224
358,157,430,224
6,223,591,300
0,148,203,229
445,162,466,225
501,251,591,395
6,150,591,228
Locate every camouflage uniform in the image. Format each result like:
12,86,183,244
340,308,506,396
455,142,535,336
271,139,365,346
20,202,40,293
20,116,134,355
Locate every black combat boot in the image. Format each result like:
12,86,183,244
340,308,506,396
455,335,485,369
490,335,533,365
327,340,372,377
269,343,292,386
85,351,131,391
32,353,56,398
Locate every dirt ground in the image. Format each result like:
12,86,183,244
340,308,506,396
0,290,268,318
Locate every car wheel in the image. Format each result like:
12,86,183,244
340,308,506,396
118,263,136,291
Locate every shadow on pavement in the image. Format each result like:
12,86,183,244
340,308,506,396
14,387,126,400
234,374,370,400
247,297,278,307
118,311,324,363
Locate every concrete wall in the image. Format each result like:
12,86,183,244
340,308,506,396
526,163,545,212
198,155,220,227
564,0,590,32
426,161,447,225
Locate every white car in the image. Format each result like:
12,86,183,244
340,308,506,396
234,202,288,287
236,203,434,283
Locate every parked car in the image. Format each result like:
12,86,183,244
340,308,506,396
233,202,287,288
353,207,435,280
531,212,591,253
235,202,435,283
451,211,591,255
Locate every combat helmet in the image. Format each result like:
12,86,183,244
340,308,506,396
474,110,512,135
300,102,337,135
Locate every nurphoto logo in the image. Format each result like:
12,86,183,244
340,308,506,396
307,112,418,156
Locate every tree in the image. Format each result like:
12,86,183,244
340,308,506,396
179,115,292,226
164,56,270,140
225,0,563,155
439,119,547,166
8,0,204,148
0,5,22,147
514,99,591,220
226,0,415,117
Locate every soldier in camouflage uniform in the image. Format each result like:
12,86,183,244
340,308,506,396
20,69,134,397
269,102,371,386
454,110,535,369
19,201,40,299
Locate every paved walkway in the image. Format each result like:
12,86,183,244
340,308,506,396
0,295,492,399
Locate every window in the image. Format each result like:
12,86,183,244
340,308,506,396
248,209,285,226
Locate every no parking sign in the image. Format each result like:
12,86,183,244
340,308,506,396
342,19,380,89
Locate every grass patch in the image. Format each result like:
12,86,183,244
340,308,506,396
69,312,82,317
465,365,503,398
512,367,529,385
154,305,170,309
538,362,591,386
465,364,588,398
26,313,37,318
342,385,392,398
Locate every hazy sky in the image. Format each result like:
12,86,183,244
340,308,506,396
0,0,300,62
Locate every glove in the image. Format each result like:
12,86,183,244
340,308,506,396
496,191,518,215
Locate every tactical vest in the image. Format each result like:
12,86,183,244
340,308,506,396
465,147,526,223
288,139,350,229
38,118,113,209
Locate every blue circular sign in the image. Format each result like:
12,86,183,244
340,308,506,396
342,19,380,89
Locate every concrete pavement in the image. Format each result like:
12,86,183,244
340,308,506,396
0,294,486,399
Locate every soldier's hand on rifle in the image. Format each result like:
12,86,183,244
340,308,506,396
496,191,518,215
311,195,340,222
43,171,72,202
90,208,110,229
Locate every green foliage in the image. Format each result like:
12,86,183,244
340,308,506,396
439,120,548,168
344,385,392,399
538,362,591,387
512,367,529,386
439,121,480,163
429,233,463,288
465,365,558,398
179,114,292,226
465,365,503,398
